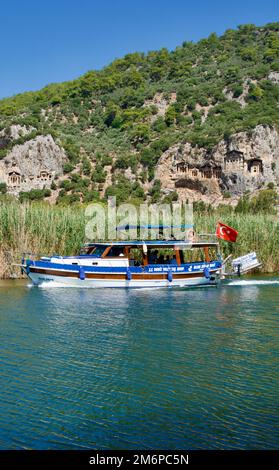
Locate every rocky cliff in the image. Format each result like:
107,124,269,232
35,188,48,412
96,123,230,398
0,131,66,195
0,123,278,203
155,125,279,204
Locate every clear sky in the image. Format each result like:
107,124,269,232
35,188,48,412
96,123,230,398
0,0,278,99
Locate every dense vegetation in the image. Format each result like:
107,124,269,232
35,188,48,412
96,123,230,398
0,200,278,277
0,22,279,203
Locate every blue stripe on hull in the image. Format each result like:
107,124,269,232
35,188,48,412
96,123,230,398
29,260,222,274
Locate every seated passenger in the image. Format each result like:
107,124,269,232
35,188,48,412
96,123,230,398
170,255,177,265
165,255,170,264
149,250,158,264
108,246,124,257
158,255,164,264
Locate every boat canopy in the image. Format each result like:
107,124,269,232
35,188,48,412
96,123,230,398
82,226,219,251
82,240,219,249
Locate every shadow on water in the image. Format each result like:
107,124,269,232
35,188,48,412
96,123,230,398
0,277,278,449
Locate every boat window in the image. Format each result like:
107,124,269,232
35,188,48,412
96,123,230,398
106,246,125,257
80,245,106,257
129,247,142,267
92,246,107,257
183,246,217,263
184,248,204,262
147,248,182,265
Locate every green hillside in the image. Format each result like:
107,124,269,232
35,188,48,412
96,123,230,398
0,22,279,204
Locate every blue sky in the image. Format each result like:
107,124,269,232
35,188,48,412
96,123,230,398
0,0,277,99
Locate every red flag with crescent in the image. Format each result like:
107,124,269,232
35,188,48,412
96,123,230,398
216,222,238,243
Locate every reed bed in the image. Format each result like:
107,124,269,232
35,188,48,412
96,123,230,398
0,202,85,278
0,201,278,278
194,213,279,273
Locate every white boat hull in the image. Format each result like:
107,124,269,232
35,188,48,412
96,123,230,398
27,271,218,288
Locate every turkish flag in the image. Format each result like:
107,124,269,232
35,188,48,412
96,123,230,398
216,222,238,243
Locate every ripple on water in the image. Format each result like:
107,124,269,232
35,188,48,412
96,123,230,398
0,279,278,449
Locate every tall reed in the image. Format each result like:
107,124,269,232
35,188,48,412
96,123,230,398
0,201,278,277
194,213,279,273
0,201,85,277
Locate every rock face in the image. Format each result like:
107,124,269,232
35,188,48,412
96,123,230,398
0,135,67,195
268,71,279,84
155,125,279,204
223,79,251,108
0,124,278,203
143,92,177,122
0,124,35,148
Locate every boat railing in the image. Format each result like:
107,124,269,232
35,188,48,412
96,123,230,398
21,252,52,262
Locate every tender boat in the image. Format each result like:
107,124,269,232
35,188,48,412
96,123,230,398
21,225,261,288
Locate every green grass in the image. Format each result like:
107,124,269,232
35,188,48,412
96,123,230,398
0,201,278,277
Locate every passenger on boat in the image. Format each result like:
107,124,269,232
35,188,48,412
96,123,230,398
149,250,158,264
158,254,164,264
108,246,124,257
170,255,178,265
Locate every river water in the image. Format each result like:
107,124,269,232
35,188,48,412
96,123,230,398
0,278,278,449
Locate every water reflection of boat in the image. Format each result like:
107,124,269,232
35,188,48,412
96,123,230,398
21,226,260,288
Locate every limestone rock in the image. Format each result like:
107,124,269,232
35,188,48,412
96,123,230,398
223,79,252,108
267,71,279,84
0,135,67,195
0,124,35,142
143,92,177,122
155,125,279,203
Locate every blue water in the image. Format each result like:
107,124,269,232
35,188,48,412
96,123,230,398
0,278,278,449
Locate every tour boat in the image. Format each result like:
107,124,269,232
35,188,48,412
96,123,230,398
21,227,261,288
21,236,223,288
